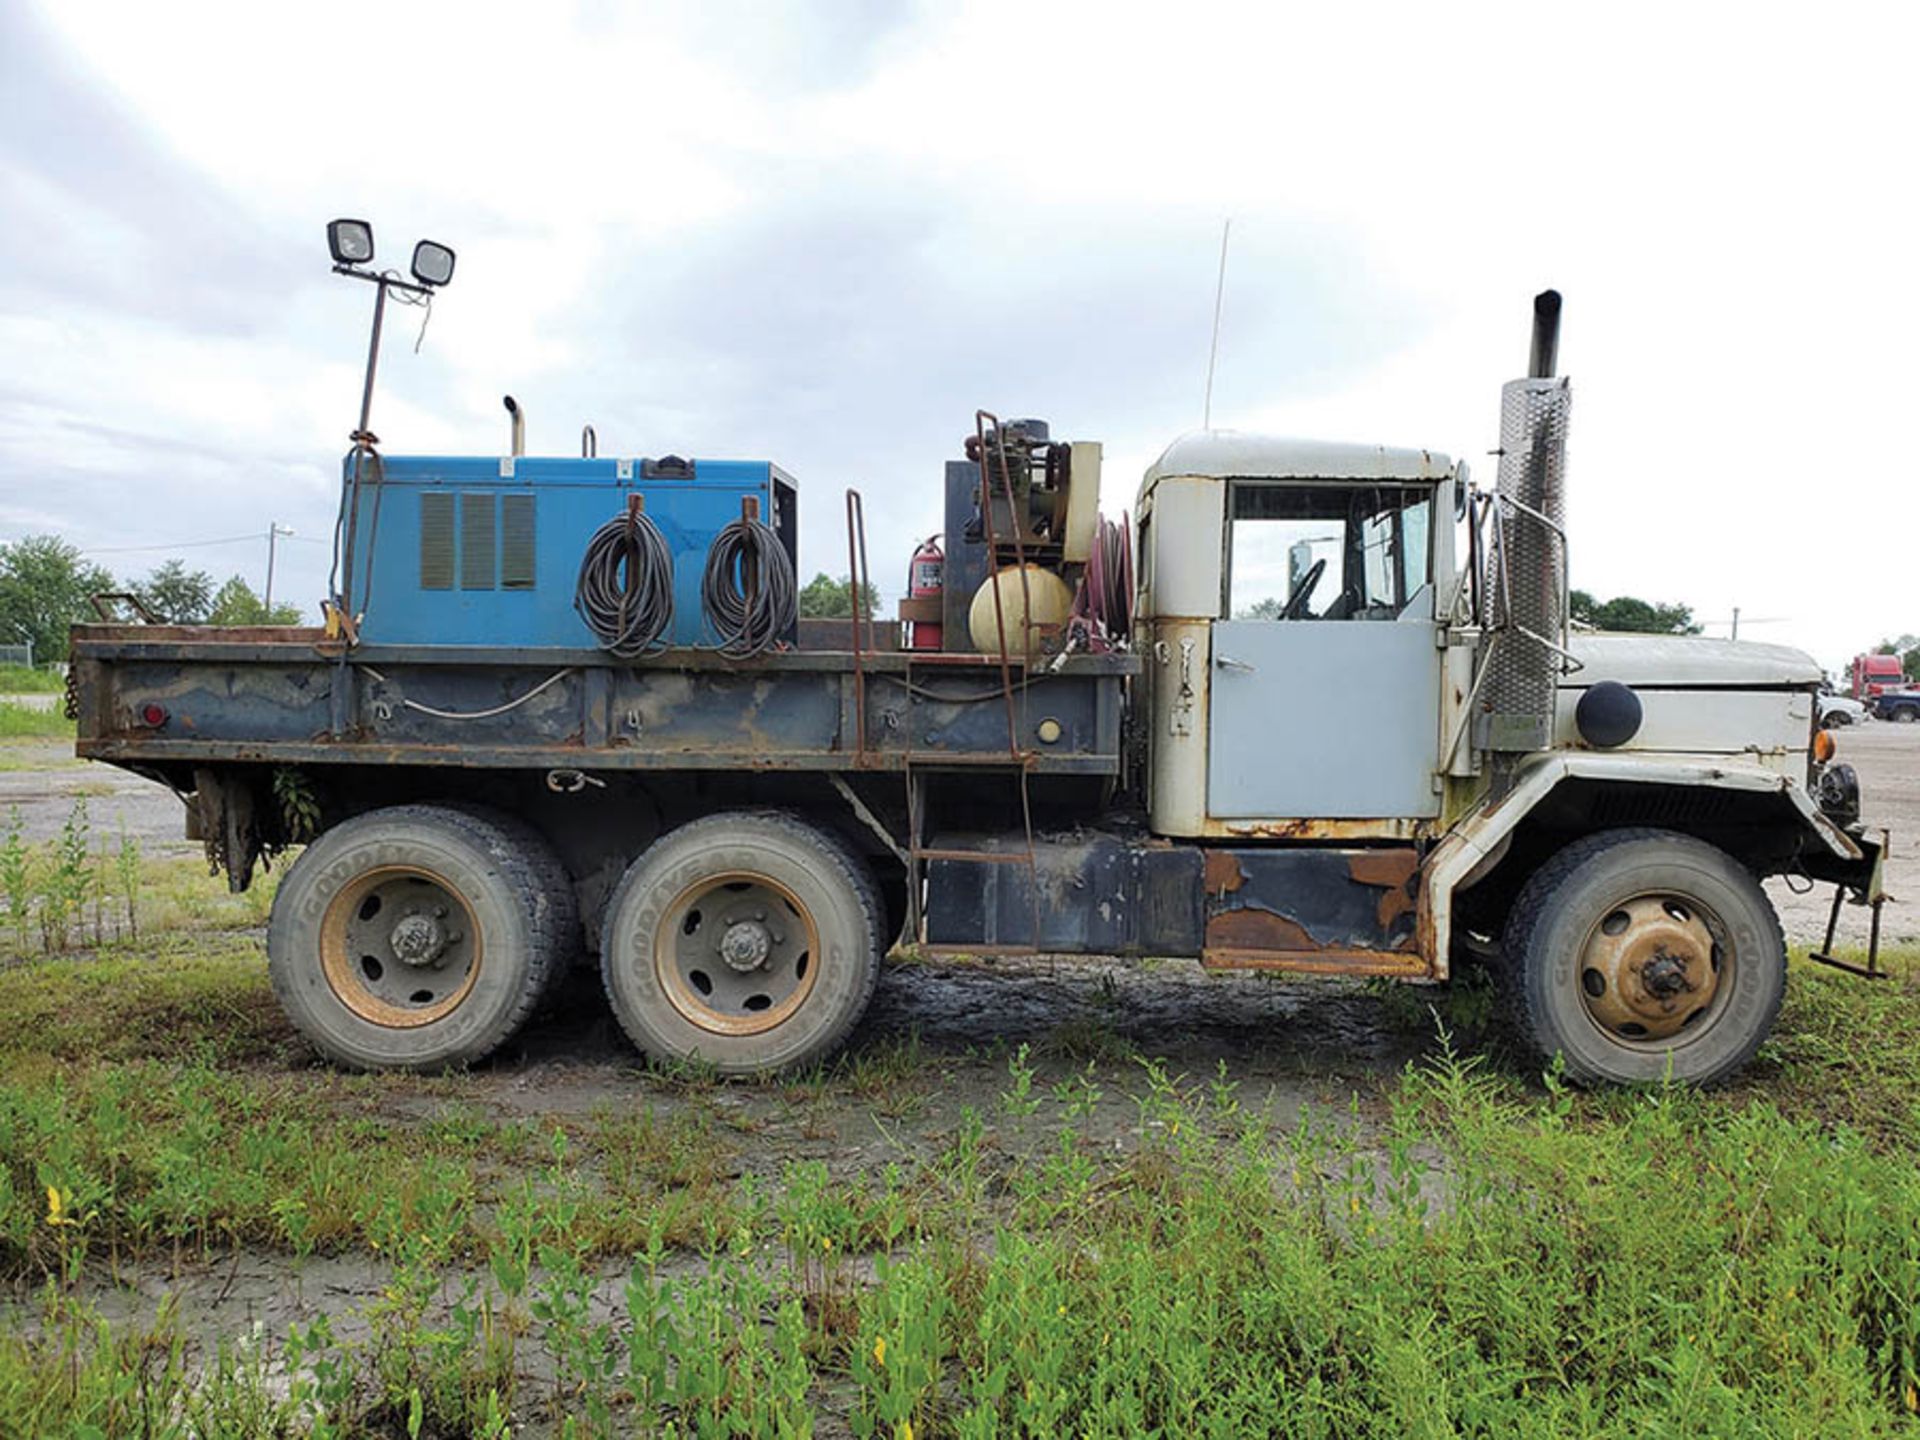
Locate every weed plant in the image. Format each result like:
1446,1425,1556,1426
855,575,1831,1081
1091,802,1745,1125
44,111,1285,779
0,932,1915,1434
0,701,74,739
0,665,65,695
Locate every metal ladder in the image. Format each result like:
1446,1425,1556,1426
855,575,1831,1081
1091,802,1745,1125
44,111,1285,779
845,437,1043,950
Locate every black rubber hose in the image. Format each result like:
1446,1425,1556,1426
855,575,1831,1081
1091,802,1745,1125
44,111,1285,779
575,510,675,656
701,518,796,657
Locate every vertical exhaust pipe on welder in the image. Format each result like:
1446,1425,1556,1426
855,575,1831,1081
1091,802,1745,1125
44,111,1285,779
503,395,526,457
1479,289,1573,753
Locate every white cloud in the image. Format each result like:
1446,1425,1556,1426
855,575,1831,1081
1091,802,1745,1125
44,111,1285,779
3,0,1915,672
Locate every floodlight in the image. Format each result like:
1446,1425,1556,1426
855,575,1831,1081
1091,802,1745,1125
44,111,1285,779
327,218,375,266
411,240,456,287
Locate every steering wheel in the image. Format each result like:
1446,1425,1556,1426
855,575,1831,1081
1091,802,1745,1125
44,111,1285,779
1279,559,1326,620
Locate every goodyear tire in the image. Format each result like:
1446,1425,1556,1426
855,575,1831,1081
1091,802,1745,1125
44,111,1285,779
600,811,883,1075
440,802,584,998
1500,828,1785,1086
269,805,574,1070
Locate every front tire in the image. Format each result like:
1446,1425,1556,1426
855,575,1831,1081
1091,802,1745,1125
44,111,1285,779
269,805,573,1070
1500,828,1785,1086
599,812,883,1075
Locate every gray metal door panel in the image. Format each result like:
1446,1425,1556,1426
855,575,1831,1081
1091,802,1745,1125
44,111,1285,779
1207,620,1441,819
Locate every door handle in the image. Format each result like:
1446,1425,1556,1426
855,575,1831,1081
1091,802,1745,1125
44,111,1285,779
1215,654,1256,673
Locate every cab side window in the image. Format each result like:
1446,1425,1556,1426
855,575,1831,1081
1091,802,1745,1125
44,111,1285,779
1226,482,1433,621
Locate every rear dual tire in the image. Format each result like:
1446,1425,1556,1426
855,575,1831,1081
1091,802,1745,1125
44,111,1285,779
599,812,884,1076
269,804,577,1070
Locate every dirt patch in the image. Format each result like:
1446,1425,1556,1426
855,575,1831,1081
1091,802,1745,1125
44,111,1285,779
0,738,197,853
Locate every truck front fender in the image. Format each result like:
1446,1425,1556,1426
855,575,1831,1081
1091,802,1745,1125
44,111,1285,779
1422,753,1863,980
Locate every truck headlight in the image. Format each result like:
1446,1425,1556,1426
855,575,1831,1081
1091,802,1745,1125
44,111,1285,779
1816,762,1860,827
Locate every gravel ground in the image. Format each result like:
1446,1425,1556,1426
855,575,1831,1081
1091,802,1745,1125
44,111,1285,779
1763,722,1915,949
0,738,199,858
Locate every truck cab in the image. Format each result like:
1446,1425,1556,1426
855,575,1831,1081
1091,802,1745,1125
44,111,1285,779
1135,435,1459,839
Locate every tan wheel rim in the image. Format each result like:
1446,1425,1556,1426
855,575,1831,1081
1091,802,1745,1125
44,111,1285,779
1576,893,1727,1044
319,865,482,1028
654,871,821,1037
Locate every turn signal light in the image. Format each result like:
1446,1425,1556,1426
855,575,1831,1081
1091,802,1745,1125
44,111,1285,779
1812,729,1836,764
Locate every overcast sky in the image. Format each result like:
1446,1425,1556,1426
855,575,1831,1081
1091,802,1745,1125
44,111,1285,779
2,0,1912,673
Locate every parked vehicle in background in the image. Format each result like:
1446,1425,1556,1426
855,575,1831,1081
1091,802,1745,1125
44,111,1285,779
1819,691,1868,727
1850,653,1906,699
1872,690,1920,723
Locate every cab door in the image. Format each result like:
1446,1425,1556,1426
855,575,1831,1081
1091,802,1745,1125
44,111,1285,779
1207,481,1442,820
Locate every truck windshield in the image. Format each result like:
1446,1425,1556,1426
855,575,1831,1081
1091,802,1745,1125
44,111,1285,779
1227,482,1433,621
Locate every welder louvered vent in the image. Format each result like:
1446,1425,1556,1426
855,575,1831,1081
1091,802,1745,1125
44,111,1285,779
460,493,496,590
501,493,535,590
419,492,455,590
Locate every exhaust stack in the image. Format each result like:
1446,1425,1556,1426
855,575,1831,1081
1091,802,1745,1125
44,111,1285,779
503,395,525,457
1528,289,1562,378
1481,290,1573,753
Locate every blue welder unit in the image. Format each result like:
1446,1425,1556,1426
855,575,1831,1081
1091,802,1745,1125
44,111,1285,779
343,454,799,649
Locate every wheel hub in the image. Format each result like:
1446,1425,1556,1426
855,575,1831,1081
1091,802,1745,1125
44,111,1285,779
1577,894,1723,1042
656,874,819,1037
719,919,773,972
319,866,482,1029
1639,950,1691,1000
390,912,448,966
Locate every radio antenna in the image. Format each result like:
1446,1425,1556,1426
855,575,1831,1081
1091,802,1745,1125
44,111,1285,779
1203,217,1232,429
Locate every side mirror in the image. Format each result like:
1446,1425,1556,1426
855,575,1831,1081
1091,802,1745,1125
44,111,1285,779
411,240,456,288
327,218,374,266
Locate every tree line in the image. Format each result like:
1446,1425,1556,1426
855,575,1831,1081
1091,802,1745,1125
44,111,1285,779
0,535,301,664
1568,590,1700,635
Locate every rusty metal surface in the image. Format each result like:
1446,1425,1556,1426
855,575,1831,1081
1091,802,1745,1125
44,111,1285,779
69,629,1137,675
1197,815,1437,843
69,635,1131,778
1200,947,1429,976
924,832,1204,957
923,833,1435,974
1201,846,1425,972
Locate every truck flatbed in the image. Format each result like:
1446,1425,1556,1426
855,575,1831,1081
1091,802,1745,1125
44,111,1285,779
69,625,1134,778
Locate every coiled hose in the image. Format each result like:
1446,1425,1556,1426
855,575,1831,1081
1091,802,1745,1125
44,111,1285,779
701,517,797,656
1069,512,1133,651
574,508,675,656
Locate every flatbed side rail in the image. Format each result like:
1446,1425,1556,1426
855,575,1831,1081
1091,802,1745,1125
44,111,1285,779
67,629,1134,779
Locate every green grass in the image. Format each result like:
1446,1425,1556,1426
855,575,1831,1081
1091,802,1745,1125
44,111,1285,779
0,665,63,694
0,741,83,774
0,702,72,739
0,942,1915,1435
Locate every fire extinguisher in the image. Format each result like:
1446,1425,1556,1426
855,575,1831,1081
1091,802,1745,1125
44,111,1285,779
907,535,943,650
